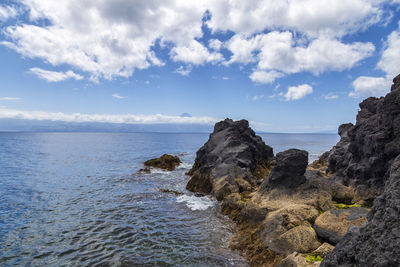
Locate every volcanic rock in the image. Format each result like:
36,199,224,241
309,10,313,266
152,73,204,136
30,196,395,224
143,154,181,171
326,74,400,198
186,118,274,200
321,154,400,266
314,207,368,245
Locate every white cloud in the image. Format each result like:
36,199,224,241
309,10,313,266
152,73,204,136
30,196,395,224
0,107,218,125
170,40,223,64
324,94,339,100
30,68,83,82
350,26,400,97
284,84,313,101
112,93,126,99
0,97,21,101
349,76,391,97
222,76,230,80
175,65,192,76
252,95,264,101
209,39,223,51
0,5,18,22
249,70,284,84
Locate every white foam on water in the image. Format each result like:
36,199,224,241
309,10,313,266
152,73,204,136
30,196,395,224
177,162,193,170
150,169,172,174
176,194,215,211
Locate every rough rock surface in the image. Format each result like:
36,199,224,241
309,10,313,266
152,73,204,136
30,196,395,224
314,207,368,245
262,149,308,190
321,154,400,266
312,243,334,258
143,154,181,171
327,74,400,198
186,118,274,200
278,252,320,267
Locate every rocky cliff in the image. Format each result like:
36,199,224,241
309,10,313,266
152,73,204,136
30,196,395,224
186,118,274,200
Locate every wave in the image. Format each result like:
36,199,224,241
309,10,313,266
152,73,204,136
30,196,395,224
176,195,215,211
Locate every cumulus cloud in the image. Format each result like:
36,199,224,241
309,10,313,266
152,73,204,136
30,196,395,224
350,27,400,97
0,107,218,125
0,0,393,82
349,76,391,97
30,68,83,82
0,5,18,21
284,84,313,101
249,70,284,84
324,94,339,100
112,93,126,99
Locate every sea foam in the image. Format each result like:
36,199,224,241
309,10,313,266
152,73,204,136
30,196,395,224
176,194,215,211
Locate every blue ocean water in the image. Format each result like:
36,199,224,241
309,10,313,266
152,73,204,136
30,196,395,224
0,132,338,266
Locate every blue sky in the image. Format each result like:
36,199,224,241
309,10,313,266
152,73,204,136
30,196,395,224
0,0,400,132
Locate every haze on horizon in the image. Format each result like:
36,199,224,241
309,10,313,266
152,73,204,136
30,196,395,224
0,0,400,133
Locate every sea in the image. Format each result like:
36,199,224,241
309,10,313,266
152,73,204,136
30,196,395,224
0,132,339,266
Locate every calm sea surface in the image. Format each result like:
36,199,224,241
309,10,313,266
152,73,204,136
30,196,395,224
0,132,338,266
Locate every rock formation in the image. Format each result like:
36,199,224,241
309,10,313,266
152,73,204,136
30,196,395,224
143,154,181,171
326,74,400,199
186,118,274,200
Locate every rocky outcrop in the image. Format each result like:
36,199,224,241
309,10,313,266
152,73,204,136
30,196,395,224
143,154,181,171
321,154,400,266
262,149,308,190
326,74,400,199
314,207,368,245
186,118,274,200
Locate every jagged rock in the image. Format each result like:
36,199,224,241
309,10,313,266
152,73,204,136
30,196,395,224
239,201,268,223
322,154,400,266
314,207,368,245
272,225,321,254
186,118,274,200
262,149,308,190
327,75,400,198
312,243,334,258
143,154,181,171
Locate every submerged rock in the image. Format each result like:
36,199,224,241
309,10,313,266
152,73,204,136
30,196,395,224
186,118,274,200
143,154,181,171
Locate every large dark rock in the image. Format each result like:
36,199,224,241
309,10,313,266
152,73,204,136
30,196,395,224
327,75,400,198
322,154,400,266
262,149,308,190
143,154,181,171
186,118,274,200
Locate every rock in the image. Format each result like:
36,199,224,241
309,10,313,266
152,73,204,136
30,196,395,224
278,252,320,267
143,154,181,171
321,154,400,266
327,76,400,198
186,118,274,199
239,201,268,223
314,207,368,245
262,149,308,190
312,243,334,258
272,225,321,255
158,188,184,195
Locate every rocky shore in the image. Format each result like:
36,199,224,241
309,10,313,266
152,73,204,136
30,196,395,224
185,74,400,266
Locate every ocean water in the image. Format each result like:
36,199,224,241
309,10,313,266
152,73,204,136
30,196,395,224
0,132,338,266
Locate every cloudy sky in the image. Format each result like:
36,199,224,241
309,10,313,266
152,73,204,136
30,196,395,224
0,0,399,132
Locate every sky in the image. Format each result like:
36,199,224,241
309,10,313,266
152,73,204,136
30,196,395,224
0,0,400,133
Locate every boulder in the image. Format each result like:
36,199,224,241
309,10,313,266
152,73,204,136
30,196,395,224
326,75,400,198
273,225,321,254
262,149,308,190
143,154,181,171
278,252,320,267
312,243,334,258
314,207,368,245
321,154,400,266
186,118,274,200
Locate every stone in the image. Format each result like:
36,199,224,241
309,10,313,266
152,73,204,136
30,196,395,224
272,225,321,255
278,252,320,267
321,154,400,266
262,149,308,190
143,154,181,171
186,118,274,200
326,76,400,198
238,201,268,223
312,243,334,258
314,207,368,245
